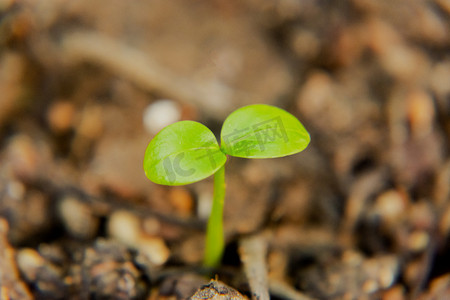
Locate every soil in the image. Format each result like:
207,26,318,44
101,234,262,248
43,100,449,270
0,0,449,299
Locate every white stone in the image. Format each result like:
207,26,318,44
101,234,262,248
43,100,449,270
143,99,181,135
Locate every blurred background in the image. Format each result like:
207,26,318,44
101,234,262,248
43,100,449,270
0,0,449,299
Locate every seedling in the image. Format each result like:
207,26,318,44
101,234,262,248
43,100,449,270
143,104,310,267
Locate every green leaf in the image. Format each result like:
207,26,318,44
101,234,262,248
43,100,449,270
144,121,227,185
220,104,310,158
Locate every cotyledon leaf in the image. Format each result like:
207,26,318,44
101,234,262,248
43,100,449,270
144,121,227,185
220,104,310,158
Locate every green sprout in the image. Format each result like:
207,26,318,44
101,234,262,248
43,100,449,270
143,104,310,267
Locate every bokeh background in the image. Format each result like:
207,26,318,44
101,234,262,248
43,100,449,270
0,0,449,299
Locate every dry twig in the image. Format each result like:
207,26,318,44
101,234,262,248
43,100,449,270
239,234,270,300
61,31,232,118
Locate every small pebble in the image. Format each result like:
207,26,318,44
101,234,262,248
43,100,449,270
378,259,398,289
413,5,448,44
289,28,320,60
403,259,423,287
439,204,450,237
209,46,243,81
38,244,66,267
406,90,435,139
16,248,46,282
341,250,364,266
0,52,26,126
434,160,450,207
362,279,378,293
6,180,26,200
107,210,141,246
408,201,435,230
367,18,429,82
175,233,205,264
329,25,365,67
108,210,169,266
82,240,146,299
382,285,405,300
429,60,450,98
25,191,49,228
428,273,450,296
373,189,407,224
364,255,398,290
0,218,9,234
242,160,273,185
169,187,194,217
297,71,334,121
142,217,161,236
46,101,76,133
143,99,181,135
135,234,170,266
407,230,429,252
267,249,288,280
6,134,39,179
77,105,104,140
58,196,98,239
381,46,428,82
197,188,213,221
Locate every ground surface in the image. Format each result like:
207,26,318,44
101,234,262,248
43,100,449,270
0,0,449,299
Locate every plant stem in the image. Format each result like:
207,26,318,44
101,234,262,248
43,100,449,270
204,164,225,267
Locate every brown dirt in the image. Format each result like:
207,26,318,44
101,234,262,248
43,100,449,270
0,0,449,299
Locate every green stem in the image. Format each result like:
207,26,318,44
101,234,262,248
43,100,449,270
203,164,225,267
